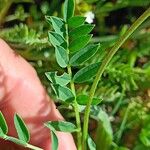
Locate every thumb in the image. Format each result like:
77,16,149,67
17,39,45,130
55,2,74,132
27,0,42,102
0,39,76,150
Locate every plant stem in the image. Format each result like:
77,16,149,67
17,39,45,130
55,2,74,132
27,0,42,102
1,135,43,150
111,88,125,116
82,7,150,149
116,104,130,144
66,24,82,150
67,66,82,150
0,0,13,25
26,143,43,150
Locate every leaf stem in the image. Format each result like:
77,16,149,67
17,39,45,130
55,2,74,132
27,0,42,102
67,66,82,150
115,104,130,144
82,7,150,149
0,135,43,150
66,24,82,150
26,143,43,150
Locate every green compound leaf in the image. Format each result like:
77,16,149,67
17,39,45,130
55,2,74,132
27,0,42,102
63,0,75,21
68,16,86,28
51,131,58,150
45,16,66,37
0,111,8,134
14,114,30,143
69,24,94,40
76,95,102,105
48,31,67,48
87,134,96,150
55,46,69,68
51,84,75,102
69,35,92,53
45,121,78,133
45,72,71,86
73,62,100,83
70,43,100,66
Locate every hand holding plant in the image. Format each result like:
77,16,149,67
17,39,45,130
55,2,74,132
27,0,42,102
0,0,150,149
0,39,76,150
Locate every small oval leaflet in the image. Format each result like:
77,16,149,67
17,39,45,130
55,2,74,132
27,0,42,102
73,62,100,83
45,72,71,86
51,131,58,150
76,95,102,105
69,34,92,53
55,45,69,68
48,31,67,48
70,43,100,66
45,16,66,37
51,84,75,102
63,0,75,21
14,114,30,143
68,16,86,28
69,24,95,40
45,121,78,133
0,111,8,135
87,134,96,150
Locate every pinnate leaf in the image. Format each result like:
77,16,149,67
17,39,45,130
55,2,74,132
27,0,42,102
45,72,71,86
14,114,30,143
70,43,100,66
68,16,86,28
69,35,92,53
73,62,100,83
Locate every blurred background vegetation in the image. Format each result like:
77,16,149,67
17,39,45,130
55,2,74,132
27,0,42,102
0,0,150,150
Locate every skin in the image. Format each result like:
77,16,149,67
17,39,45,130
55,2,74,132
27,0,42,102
0,39,77,150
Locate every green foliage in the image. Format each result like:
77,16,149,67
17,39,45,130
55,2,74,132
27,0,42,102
0,0,150,150
76,95,102,105
70,44,100,66
51,84,75,102
14,114,30,143
51,131,58,150
48,31,67,48
45,72,71,86
0,111,8,135
46,16,66,37
55,46,69,68
73,63,100,83
45,121,77,150
69,24,94,39
0,112,41,150
69,34,92,52
63,0,75,21
45,121,77,132
68,16,86,28
87,134,96,150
